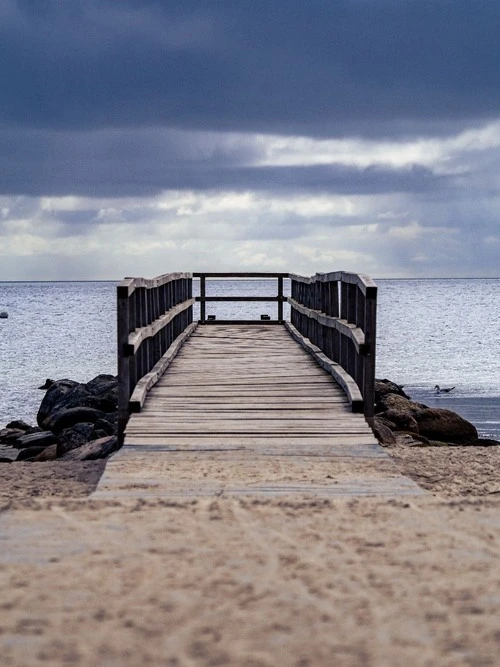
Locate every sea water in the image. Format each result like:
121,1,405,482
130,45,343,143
0,278,498,438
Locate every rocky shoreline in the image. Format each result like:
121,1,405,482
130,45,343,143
373,379,499,447
1,375,498,465
0,375,119,463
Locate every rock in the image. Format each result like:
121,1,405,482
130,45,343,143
38,378,54,390
56,423,97,457
45,407,105,435
32,444,58,461
37,379,80,427
86,374,117,397
61,436,118,461
80,395,117,413
380,409,419,434
0,428,26,444
16,446,49,461
6,420,31,431
373,418,396,445
37,375,118,428
0,311,8,318
463,438,500,447
413,408,478,444
94,418,116,436
0,457,13,463
106,411,118,425
375,393,427,415
13,431,56,449
375,379,410,400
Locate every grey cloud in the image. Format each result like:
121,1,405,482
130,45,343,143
0,127,447,198
1,1,499,137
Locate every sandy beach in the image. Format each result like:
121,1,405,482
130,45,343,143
1,440,500,666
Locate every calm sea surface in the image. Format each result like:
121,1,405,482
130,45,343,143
1,279,499,438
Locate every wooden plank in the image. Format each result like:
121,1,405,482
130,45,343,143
122,435,379,446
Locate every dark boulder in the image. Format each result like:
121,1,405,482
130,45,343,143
13,431,56,449
380,409,419,434
79,395,117,413
0,457,13,463
374,414,397,431
6,420,31,431
61,435,118,461
373,418,396,445
94,418,116,436
463,438,500,447
16,446,49,461
0,428,26,444
413,408,478,444
375,379,410,401
32,444,58,461
86,374,117,397
37,375,118,429
56,423,97,457
45,407,105,435
375,393,427,415
37,379,80,427
105,411,118,425
38,378,54,390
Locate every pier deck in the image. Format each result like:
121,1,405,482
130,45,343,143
95,325,422,498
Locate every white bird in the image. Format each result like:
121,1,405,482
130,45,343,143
434,385,455,394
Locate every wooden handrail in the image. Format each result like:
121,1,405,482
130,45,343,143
287,272,377,421
194,272,286,324
117,273,195,443
117,270,378,441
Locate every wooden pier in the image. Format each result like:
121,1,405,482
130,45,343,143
95,272,423,498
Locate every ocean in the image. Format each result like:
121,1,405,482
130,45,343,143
0,278,499,439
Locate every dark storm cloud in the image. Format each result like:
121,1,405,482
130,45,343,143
0,127,445,197
1,0,499,137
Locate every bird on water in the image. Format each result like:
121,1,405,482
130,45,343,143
434,385,455,394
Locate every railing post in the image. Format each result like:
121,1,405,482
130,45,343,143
200,276,206,323
363,286,377,423
117,282,133,446
278,276,284,322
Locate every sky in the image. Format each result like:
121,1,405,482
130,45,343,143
1,0,499,280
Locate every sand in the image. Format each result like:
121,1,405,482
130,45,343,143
1,444,500,665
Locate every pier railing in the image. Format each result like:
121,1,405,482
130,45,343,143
287,272,377,421
117,272,195,439
194,272,287,324
117,270,377,442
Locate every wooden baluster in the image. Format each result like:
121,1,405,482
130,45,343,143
356,287,366,332
117,282,132,446
187,276,193,325
341,281,348,320
278,276,284,322
200,276,206,323
363,285,377,423
331,280,339,318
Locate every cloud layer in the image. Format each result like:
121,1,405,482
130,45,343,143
0,1,499,278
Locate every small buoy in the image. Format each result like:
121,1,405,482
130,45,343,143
0,311,8,319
